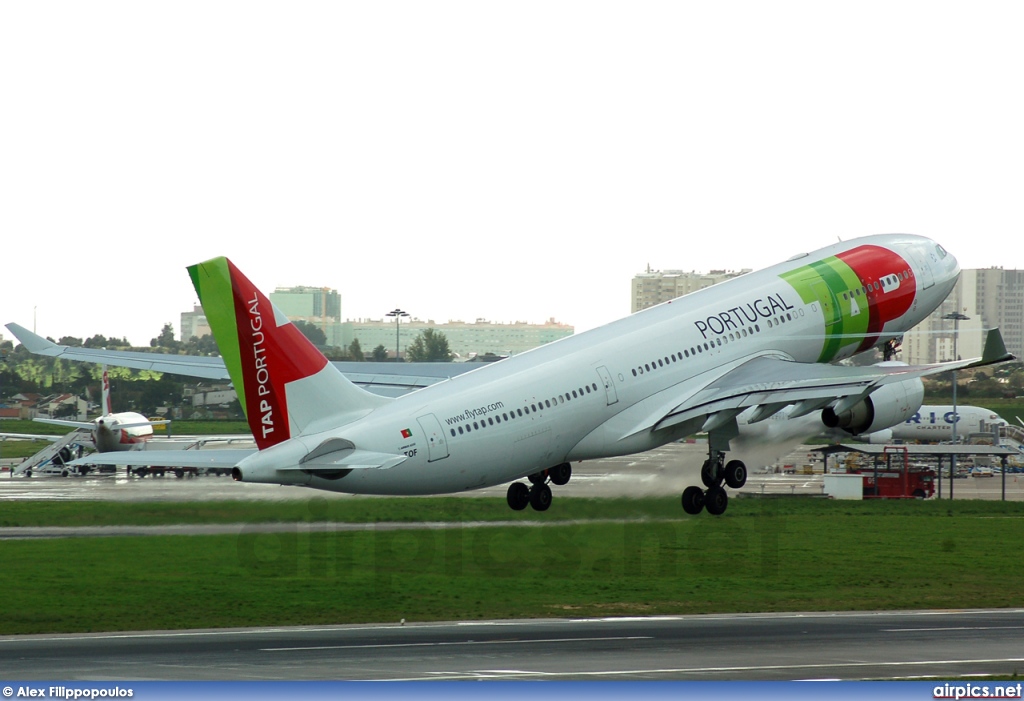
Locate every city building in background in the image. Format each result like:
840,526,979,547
631,266,751,313
332,318,573,359
269,286,342,329
902,267,1024,364
179,305,212,341
179,284,571,358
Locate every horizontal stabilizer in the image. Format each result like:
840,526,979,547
290,438,407,471
35,417,93,430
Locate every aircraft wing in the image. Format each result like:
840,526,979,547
68,449,255,468
6,323,474,394
631,328,1015,438
6,323,230,379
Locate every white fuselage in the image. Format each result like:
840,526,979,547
92,412,154,453
239,234,961,494
863,405,1008,443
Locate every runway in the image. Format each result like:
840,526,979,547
4,609,1024,680
3,442,1023,502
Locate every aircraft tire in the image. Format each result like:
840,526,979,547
724,460,747,489
704,486,728,516
529,483,552,512
681,485,705,515
506,482,530,511
550,463,572,486
527,470,547,485
701,460,718,488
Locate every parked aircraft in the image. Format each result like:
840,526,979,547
18,234,1016,515
736,402,1007,445
859,405,1008,443
31,367,169,453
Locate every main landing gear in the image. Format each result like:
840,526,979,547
506,463,572,512
681,450,747,516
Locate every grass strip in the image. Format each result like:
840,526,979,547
2,498,1024,635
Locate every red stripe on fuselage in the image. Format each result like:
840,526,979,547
835,245,915,353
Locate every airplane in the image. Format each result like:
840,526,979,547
21,234,1017,515
734,402,1007,447
858,404,1008,443
30,367,170,453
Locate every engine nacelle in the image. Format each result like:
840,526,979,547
821,365,924,437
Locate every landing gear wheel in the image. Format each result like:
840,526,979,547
724,460,747,489
527,470,547,485
681,485,705,515
701,458,721,488
704,486,729,516
550,463,572,486
506,482,530,511
529,483,552,511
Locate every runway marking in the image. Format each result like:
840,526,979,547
379,657,1024,681
7,609,1024,644
261,635,651,652
884,625,1024,632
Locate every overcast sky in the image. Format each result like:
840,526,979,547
3,2,1022,347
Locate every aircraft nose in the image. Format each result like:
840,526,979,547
939,241,960,279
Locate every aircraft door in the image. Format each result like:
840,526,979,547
416,413,450,462
596,366,619,406
809,280,839,327
905,245,936,290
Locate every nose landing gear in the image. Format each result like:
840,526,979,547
683,450,746,515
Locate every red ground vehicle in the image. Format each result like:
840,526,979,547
853,446,936,499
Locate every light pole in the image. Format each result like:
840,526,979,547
943,311,970,498
386,308,409,362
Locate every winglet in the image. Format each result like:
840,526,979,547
978,328,1014,366
5,323,60,355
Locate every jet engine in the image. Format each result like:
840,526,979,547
821,368,924,437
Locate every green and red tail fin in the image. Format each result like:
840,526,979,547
188,257,389,450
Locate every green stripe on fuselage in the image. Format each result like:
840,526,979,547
781,257,866,363
188,258,247,417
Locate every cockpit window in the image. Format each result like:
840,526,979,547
936,244,947,259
